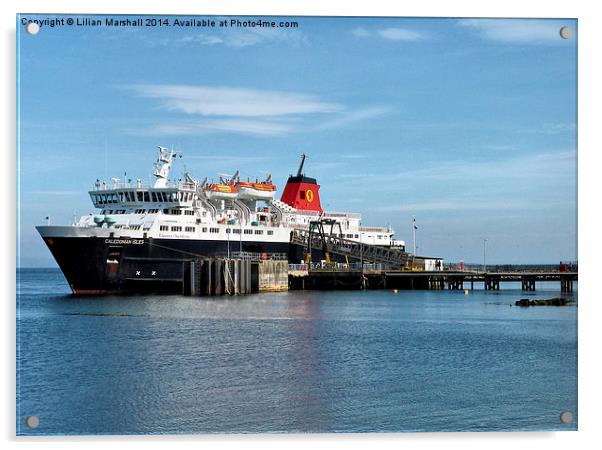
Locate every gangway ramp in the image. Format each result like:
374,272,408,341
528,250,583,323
290,224,413,268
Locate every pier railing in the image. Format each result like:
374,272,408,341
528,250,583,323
214,251,288,261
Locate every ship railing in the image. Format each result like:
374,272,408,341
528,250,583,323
214,251,288,261
91,180,197,191
358,226,391,233
308,262,386,271
322,211,362,219
295,210,321,217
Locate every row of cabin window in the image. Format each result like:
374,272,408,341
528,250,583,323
163,209,195,215
158,226,273,236
94,191,193,205
100,208,188,215
114,224,142,230
159,225,196,232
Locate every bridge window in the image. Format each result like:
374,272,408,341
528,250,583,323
244,229,253,235
209,228,219,233
151,192,157,202
185,226,195,232
184,210,195,216
226,229,231,234
233,229,241,234
171,226,182,232
267,230,274,235
159,225,168,231
137,192,143,202
143,192,150,202
254,230,263,235
202,227,207,232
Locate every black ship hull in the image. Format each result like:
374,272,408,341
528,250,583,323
41,235,293,294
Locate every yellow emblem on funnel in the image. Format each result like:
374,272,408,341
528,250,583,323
306,189,314,203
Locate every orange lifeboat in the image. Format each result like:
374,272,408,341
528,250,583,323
236,176,277,200
204,183,239,200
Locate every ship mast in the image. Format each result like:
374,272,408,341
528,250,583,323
153,146,177,188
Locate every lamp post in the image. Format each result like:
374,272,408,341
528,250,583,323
360,233,363,270
412,216,417,256
483,238,487,273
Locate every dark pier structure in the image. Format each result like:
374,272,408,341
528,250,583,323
288,219,577,293
289,269,578,292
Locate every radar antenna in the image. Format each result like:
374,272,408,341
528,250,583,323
153,146,177,188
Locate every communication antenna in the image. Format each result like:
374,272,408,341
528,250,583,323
296,153,306,177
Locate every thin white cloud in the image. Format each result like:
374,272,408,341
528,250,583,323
315,106,392,131
147,26,308,49
375,200,533,212
457,19,568,44
128,84,343,117
391,150,576,183
521,122,576,135
352,27,371,38
125,84,392,137
352,27,427,42
176,28,307,48
377,28,426,41
151,119,295,137
340,153,370,160
332,150,576,200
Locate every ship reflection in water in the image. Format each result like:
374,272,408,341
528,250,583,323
17,269,577,434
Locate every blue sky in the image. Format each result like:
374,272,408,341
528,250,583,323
17,15,577,266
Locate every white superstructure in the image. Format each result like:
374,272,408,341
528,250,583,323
77,147,404,249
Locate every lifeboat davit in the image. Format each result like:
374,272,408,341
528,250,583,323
235,176,277,201
204,183,239,200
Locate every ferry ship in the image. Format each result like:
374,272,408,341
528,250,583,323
37,147,407,294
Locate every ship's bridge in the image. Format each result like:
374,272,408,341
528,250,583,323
89,179,196,210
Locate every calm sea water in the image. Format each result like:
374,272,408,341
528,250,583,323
16,268,577,435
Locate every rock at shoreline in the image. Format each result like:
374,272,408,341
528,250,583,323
515,297,569,307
